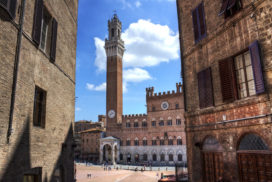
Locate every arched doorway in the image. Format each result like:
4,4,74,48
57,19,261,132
103,144,112,163
237,133,272,182
202,136,224,182
114,145,118,163
127,153,131,163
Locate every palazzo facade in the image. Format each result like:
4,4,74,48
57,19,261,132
99,14,186,166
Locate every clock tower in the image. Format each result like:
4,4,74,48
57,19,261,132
105,14,125,128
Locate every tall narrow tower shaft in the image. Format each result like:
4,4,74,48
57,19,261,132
105,14,125,128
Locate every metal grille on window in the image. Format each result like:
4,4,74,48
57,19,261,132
238,134,269,150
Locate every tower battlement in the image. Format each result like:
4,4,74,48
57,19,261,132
122,114,147,119
146,83,183,99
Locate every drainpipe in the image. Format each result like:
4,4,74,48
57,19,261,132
7,0,26,144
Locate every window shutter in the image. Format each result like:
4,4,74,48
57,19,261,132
219,0,229,16
204,67,214,107
41,91,46,128
0,0,17,20
219,58,237,101
8,0,17,19
192,8,199,42
50,18,58,62
198,2,206,37
227,0,237,10
32,0,43,45
249,40,265,94
198,68,214,108
198,70,206,108
0,0,8,9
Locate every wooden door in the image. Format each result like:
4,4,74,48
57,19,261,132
203,152,223,182
238,152,272,182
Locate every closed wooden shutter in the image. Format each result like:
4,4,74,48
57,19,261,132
205,67,214,107
41,90,46,128
227,0,237,10
32,0,43,45
192,8,199,42
192,2,206,43
219,0,229,15
9,0,17,19
0,0,8,7
219,58,237,102
198,70,206,108
198,68,214,108
249,41,265,94
198,2,206,37
50,18,58,62
0,0,17,20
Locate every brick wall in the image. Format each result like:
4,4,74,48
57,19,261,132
177,0,272,181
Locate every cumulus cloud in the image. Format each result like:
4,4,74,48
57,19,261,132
93,19,179,92
94,19,179,70
135,1,141,7
123,68,152,82
86,68,151,93
94,37,106,72
122,19,179,67
86,82,106,91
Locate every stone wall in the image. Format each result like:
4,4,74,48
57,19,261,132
0,0,78,181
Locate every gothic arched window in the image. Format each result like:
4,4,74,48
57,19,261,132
160,154,165,161
111,28,114,38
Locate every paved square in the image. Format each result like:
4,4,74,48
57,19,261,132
75,164,174,182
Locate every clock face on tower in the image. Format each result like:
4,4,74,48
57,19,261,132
108,109,116,118
161,101,169,110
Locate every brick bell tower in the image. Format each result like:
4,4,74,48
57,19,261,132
105,14,125,129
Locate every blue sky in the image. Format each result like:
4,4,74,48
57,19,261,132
75,0,181,122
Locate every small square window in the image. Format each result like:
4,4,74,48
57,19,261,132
134,122,139,128
143,140,147,146
142,122,147,127
167,120,172,126
159,120,164,126
175,104,179,109
176,119,181,125
152,121,156,127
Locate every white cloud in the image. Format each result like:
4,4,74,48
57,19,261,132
86,82,106,91
123,68,152,82
122,19,179,67
86,68,151,93
94,37,106,72
94,19,179,70
76,107,81,111
93,19,179,92
135,1,141,7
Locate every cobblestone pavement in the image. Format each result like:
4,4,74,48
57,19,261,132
75,164,174,182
